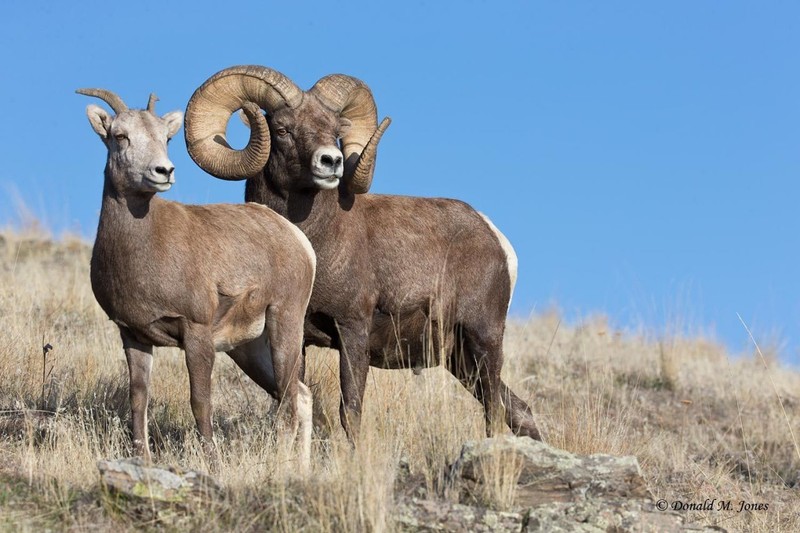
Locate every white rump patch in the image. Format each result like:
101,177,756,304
479,213,518,310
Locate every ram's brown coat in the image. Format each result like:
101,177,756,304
185,67,540,441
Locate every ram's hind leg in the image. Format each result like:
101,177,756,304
500,382,541,440
227,330,277,393
447,325,505,437
336,320,371,446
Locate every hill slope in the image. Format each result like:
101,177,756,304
0,231,797,531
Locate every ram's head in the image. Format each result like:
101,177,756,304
185,66,390,194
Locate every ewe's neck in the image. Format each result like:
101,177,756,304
97,168,157,237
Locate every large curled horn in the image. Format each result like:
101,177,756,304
184,65,303,180
349,117,391,193
310,75,391,194
75,88,128,115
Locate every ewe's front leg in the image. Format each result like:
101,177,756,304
183,327,217,456
120,329,153,461
336,320,371,445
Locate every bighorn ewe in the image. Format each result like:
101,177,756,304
184,66,541,442
78,88,316,467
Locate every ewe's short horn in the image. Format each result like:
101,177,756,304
147,93,159,113
310,74,391,194
76,88,128,115
185,65,303,180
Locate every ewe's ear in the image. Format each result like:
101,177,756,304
86,104,113,140
162,111,183,139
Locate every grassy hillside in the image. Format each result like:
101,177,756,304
0,229,798,531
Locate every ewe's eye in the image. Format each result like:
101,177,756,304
114,133,128,142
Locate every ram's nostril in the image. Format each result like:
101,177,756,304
155,166,174,177
320,154,335,167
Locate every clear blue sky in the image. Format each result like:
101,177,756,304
1,1,798,363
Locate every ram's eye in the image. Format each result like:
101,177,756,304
114,133,128,142
275,127,288,137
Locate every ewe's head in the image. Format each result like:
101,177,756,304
78,89,183,195
185,66,390,194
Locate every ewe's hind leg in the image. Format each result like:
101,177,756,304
268,305,309,452
120,329,153,460
227,306,312,471
227,329,311,462
447,326,505,437
182,326,217,454
295,381,313,469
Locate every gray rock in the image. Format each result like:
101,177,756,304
98,458,222,503
393,497,721,533
522,500,697,533
448,436,650,508
394,497,523,532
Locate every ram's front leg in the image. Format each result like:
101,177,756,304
120,328,153,461
335,319,371,445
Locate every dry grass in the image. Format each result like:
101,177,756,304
0,230,798,531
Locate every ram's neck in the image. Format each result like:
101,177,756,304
244,170,282,211
244,170,348,243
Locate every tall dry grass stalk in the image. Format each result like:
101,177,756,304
1,232,799,531
738,313,800,465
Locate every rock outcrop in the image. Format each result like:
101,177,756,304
397,436,723,532
96,439,723,532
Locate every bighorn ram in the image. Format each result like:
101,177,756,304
79,88,316,467
184,66,541,442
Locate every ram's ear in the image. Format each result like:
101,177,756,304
338,117,352,136
86,104,113,140
238,108,267,130
162,111,184,139
238,109,250,129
